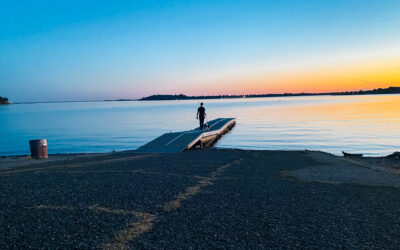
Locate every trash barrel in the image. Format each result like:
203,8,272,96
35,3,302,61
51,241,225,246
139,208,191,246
29,139,48,159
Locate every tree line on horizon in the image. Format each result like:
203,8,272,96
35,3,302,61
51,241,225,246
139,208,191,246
0,96,9,104
139,86,400,101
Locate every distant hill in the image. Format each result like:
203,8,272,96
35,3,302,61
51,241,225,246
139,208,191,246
139,86,400,101
332,86,400,96
0,96,10,104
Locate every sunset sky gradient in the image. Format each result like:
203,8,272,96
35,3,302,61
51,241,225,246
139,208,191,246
1,0,399,101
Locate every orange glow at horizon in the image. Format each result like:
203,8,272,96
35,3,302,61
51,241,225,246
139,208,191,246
175,55,400,96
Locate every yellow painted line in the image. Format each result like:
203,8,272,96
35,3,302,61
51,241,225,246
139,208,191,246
23,158,242,249
131,169,214,180
0,154,156,175
51,170,128,174
89,205,156,250
52,169,240,181
88,204,148,217
164,159,241,211
104,159,241,248
31,203,156,250
280,170,293,180
102,213,156,250
34,204,76,211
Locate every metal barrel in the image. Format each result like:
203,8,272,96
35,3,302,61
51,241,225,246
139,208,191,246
29,139,48,159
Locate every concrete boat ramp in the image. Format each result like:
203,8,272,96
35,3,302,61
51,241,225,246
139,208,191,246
137,118,236,153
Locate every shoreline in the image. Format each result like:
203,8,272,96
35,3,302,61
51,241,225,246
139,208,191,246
0,152,111,170
7,91,400,105
1,148,399,176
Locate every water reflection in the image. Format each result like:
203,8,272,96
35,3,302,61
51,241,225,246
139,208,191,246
0,95,399,156
216,95,400,156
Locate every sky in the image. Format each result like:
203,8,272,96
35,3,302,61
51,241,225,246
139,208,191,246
0,0,399,102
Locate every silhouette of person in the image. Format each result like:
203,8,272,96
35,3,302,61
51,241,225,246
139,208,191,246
196,102,206,130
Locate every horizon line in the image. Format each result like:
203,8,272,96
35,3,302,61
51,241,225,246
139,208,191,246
8,86,399,104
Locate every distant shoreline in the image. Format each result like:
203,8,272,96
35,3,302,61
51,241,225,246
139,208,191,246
6,86,400,104
138,86,400,101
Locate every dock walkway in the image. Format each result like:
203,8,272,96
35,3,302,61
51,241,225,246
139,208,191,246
136,118,236,153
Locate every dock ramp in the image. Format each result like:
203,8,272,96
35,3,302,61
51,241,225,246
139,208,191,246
136,118,236,153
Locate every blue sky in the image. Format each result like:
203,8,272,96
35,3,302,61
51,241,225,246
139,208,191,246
1,0,399,101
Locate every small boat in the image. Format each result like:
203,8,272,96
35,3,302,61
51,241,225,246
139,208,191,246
342,151,363,157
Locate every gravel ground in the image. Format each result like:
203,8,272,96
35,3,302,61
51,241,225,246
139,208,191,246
344,155,400,176
0,152,111,170
291,151,400,187
0,149,399,249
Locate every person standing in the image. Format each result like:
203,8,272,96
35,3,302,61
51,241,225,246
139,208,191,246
196,102,206,130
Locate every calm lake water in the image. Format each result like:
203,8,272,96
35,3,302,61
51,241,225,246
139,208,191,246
1,95,399,156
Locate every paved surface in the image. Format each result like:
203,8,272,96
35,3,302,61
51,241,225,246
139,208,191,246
0,149,399,249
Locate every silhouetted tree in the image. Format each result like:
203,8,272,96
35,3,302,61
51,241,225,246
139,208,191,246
139,86,400,101
0,96,9,104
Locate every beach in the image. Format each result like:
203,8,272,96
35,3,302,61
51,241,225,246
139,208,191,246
1,148,399,248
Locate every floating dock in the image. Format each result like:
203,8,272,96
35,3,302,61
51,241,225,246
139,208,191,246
137,118,236,153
